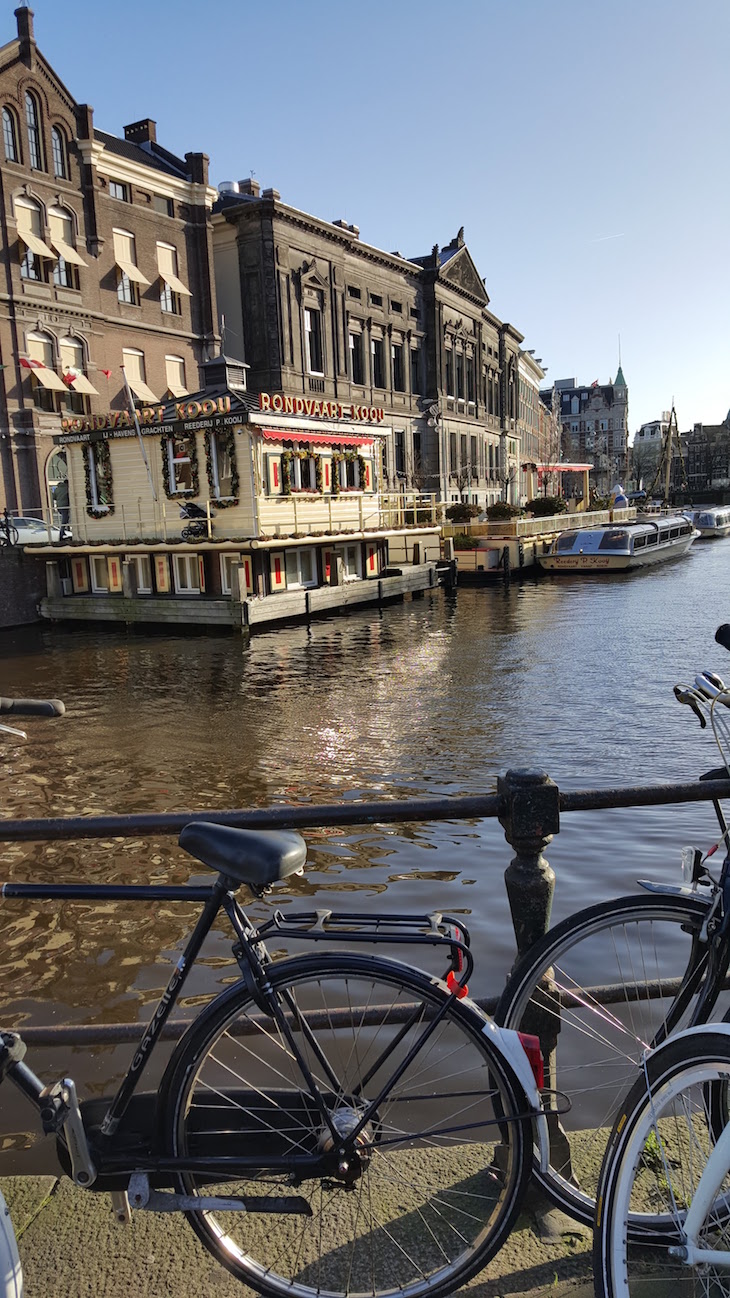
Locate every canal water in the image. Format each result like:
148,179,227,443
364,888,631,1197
0,537,728,1159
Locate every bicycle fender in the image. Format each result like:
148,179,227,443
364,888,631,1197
0,1191,23,1297
482,1019,550,1173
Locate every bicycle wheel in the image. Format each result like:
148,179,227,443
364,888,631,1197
594,1029,730,1298
494,891,714,1226
163,952,533,1298
0,524,18,547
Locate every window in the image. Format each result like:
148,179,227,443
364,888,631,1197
410,345,420,393
456,353,464,400
349,331,363,385
114,229,146,305
347,285,361,300
370,293,382,308
340,544,361,581
210,431,234,496
410,307,419,320
125,554,152,594
90,556,109,593
471,436,478,479
337,455,361,490
2,107,18,162
391,300,402,313
157,243,190,313
304,307,323,374
285,548,316,588
167,434,195,493
51,127,67,178
173,553,201,594
16,196,53,281
413,431,421,470
450,431,457,473
109,180,129,202
165,355,187,398
26,330,62,410
290,454,317,491
395,429,406,476
460,434,468,472
391,342,404,392
445,349,454,397
122,347,157,404
87,444,111,512
467,356,476,404
59,337,88,412
25,92,43,169
49,209,80,289
371,337,384,389
152,194,174,217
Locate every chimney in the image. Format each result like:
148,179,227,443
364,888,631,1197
15,6,35,63
238,178,260,198
124,118,157,145
185,151,209,185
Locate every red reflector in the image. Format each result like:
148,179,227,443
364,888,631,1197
518,1032,544,1089
446,971,468,999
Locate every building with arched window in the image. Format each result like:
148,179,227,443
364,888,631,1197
0,7,219,519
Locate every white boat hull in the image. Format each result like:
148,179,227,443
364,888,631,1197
539,533,697,572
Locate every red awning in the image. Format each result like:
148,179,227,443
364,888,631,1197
259,429,373,448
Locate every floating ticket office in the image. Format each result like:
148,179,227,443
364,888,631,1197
38,360,444,631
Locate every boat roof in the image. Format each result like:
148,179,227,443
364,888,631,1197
554,517,693,553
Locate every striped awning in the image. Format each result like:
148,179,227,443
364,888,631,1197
259,429,373,447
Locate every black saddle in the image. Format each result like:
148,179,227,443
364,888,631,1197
179,822,306,890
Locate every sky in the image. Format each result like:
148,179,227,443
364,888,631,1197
16,0,730,436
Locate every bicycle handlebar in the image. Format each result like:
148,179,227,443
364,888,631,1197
0,698,65,717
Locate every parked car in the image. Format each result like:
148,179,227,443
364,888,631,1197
13,516,62,544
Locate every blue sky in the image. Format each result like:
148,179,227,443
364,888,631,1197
21,0,730,434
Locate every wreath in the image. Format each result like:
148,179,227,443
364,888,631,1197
161,433,199,499
331,450,368,496
281,448,322,496
204,428,239,507
84,439,115,518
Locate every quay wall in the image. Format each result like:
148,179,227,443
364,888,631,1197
0,551,44,628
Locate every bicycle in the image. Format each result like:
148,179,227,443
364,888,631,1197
179,501,214,542
0,695,550,1298
494,621,730,1229
0,511,19,547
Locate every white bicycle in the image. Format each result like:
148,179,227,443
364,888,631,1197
595,669,730,1297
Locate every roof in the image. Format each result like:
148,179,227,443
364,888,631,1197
614,365,627,387
94,130,189,180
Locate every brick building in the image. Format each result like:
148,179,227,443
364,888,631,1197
542,370,629,494
0,7,218,517
213,187,533,510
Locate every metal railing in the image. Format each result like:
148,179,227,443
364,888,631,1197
2,768,729,1047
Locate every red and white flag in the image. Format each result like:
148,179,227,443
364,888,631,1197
62,370,77,387
19,357,45,370
101,369,112,379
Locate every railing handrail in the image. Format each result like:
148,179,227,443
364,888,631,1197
2,775,728,842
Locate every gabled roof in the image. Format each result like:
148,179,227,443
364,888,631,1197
614,365,627,387
410,231,489,304
94,130,189,180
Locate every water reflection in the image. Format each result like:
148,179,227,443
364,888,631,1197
0,540,728,1121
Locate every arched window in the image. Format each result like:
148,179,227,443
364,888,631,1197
26,330,63,411
2,107,18,162
25,91,43,169
51,126,66,178
48,205,85,289
15,195,53,281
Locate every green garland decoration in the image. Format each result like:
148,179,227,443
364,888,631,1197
204,428,239,508
161,432,200,499
84,440,115,518
282,448,322,496
331,450,368,495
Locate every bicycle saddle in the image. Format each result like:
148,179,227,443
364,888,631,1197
179,822,306,889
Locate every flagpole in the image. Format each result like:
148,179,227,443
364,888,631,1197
121,366,157,502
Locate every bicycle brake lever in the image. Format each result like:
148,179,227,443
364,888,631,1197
673,685,707,728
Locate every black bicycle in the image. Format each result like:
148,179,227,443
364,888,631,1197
179,501,213,542
0,694,548,1298
494,621,730,1229
0,510,18,547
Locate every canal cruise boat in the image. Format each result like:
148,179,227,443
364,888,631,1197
685,506,730,539
538,514,699,573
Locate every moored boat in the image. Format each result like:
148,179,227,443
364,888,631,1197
538,515,698,572
686,506,730,538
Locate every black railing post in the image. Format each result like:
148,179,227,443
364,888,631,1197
498,768,573,1183
498,768,559,961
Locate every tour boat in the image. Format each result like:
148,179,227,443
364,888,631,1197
538,515,699,572
685,506,730,539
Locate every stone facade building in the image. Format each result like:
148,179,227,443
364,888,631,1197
213,187,533,511
0,7,218,518
543,369,629,494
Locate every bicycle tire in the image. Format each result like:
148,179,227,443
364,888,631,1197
494,890,715,1227
0,525,18,547
594,1028,730,1298
162,951,533,1298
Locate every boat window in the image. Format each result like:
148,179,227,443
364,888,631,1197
633,535,647,548
598,529,629,551
699,514,713,527
669,527,680,538
556,534,579,552
645,533,658,545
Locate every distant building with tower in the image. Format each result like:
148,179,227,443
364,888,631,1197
541,369,629,494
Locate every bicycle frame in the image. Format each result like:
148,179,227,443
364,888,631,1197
0,874,508,1185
